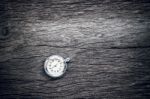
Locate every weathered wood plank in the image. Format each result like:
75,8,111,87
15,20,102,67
0,0,150,99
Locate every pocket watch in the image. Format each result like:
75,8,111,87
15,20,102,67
44,55,70,78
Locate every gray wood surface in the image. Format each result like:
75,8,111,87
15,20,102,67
0,0,150,99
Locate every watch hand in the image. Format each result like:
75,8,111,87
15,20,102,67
52,65,56,69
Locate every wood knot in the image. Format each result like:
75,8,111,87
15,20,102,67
0,27,11,40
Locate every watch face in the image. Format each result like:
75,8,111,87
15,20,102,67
44,55,67,78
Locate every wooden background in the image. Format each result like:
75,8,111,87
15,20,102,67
0,0,150,99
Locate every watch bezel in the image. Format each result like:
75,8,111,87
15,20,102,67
44,55,68,78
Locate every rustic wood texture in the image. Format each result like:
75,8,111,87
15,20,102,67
0,0,150,99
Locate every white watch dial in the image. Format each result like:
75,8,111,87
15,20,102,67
44,55,68,78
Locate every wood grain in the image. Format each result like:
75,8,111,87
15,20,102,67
0,0,150,99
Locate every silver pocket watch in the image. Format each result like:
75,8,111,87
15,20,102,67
44,55,70,78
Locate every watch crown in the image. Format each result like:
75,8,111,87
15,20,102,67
65,57,70,63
